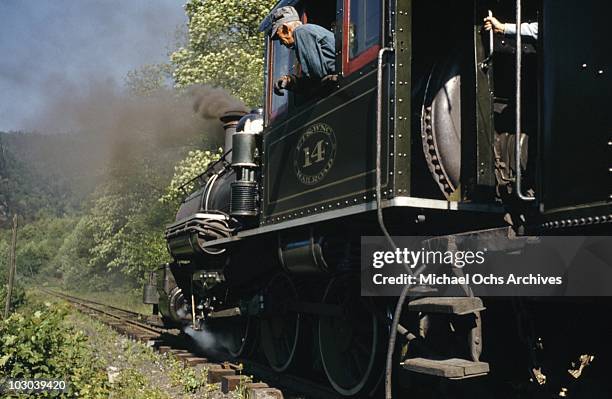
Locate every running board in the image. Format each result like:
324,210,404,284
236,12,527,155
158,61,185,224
402,358,490,379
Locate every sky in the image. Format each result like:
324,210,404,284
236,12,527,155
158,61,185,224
0,0,187,132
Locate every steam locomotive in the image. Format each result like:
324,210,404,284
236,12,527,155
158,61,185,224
143,0,611,396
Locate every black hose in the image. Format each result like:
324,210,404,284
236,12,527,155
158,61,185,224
386,282,411,398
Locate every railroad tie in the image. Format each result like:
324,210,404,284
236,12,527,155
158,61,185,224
174,352,196,363
248,387,284,399
194,362,223,375
183,356,208,367
208,368,236,384
168,349,189,362
221,375,251,393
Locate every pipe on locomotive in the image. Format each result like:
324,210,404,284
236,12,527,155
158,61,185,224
220,110,248,163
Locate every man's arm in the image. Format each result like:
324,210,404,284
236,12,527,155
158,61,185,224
504,22,538,40
484,16,539,40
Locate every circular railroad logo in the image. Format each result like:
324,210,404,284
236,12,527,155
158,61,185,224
294,123,337,186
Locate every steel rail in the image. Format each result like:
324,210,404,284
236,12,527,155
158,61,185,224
41,288,166,335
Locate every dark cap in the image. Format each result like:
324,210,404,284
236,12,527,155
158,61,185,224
270,6,300,39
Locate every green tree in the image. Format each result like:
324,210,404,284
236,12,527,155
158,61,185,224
170,0,275,106
125,63,173,97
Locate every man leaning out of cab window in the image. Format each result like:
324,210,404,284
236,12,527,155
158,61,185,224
270,6,337,96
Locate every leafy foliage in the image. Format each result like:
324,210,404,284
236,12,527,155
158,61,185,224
114,369,169,399
0,301,109,398
125,64,174,97
169,358,208,393
171,0,276,106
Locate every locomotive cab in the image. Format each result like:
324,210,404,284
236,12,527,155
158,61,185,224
259,0,509,233
259,0,611,231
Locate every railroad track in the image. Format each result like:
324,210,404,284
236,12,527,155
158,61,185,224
41,288,341,399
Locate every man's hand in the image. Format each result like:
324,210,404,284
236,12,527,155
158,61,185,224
484,16,505,34
274,75,294,96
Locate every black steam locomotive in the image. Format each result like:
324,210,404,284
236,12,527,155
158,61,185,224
144,0,611,396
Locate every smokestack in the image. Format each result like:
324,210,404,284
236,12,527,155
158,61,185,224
220,110,247,162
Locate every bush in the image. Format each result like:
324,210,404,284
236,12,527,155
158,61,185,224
0,301,109,398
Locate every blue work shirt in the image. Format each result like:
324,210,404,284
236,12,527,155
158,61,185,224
292,24,336,80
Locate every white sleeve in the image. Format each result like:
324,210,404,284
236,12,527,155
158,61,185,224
504,22,538,40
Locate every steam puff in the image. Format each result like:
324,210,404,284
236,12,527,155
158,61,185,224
183,325,233,359
189,85,248,120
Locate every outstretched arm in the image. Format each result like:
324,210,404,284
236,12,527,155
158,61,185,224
484,16,538,40
503,22,538,40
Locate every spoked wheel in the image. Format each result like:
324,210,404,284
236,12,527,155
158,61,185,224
222,316,255,359
260,273,300,372
319,275,385,396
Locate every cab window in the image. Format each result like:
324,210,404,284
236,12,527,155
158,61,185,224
343,0,381,75
268,39,296,121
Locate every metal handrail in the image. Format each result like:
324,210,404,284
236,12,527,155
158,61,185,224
375,47,395,248
515,0,535,201
177,149,233,196
488,10,494,56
